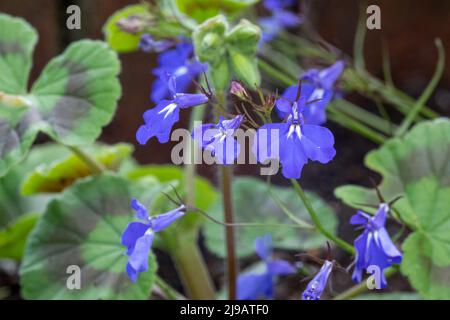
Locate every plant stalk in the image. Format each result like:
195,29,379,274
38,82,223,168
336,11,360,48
67,145,105,174
290,179,355,255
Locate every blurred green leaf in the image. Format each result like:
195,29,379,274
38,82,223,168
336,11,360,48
0,143,69,228
20,174,157,299
204,176,337,258
335,119,450,299
21,143,133,196
176,0,260,22
0,13,121,176
0,212,40,261
103,4,149,53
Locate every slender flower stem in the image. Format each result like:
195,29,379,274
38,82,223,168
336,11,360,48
290,179,355,255
170,232,216,299
154,275,186,300
221,165,238,300
67,145,105,174
333,267,398,300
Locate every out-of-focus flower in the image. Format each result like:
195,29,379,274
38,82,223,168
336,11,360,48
139,34,175,53
192,115,244,165
253,85,336,179
276,61,345,125
137,74,208,144
230,81,249,99
122,199,185,282
301,260,333,300
237,234,296,300
151,41,207,103
350,203,402,288
259,0,302,42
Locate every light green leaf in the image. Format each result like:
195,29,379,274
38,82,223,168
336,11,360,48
176,0,260,22
103,4,149,53
0,212,40,260
204,176,337,257
0,14,121,176
20,174,157,300
0,143,68,227
0,13,37,94
21,143,133,195
334,119,450,299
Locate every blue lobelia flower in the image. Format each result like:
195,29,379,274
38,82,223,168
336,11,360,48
276,61,345,125
237,234,296,300
192,115,244,165
301,260,333,300
136,75,209,144
259,0,302,42
252,89,336,179
139,34,175,53
122,199,186,282
350,203,402,288
151,41,207,103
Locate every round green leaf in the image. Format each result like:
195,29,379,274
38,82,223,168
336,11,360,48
334,119,450,299
103,4,149,53
176,0,260,22
20,174,157,300
21,143,133,195
204,176,337,257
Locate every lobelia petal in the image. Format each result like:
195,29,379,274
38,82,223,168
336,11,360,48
128,233,155,273
192,123,216,148
377,227,402,264
141,100,181,144
237,272,273,300
121,222,151,255
267,260,296,276
302,260,333,300
175,93,208,109
300,124,336,163
252,122,285,164
279,132,308,179
126,262,139,282
319,60,345,90
372,203,388,229
212,135,240,165
255,234,273,261
352,230,369,283
131,198,149,220
350,210,371,225
150,205,186,232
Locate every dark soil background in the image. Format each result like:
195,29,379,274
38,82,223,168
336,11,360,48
1,0,450,299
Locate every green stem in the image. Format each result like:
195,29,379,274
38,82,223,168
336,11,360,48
396,39,445,136
170,232,216,299
67,146,105,174
333,267,398,300
154,275,185,300
290,179,355,254
221,165,238,300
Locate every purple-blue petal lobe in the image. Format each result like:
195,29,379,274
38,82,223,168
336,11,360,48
121,221,150,255
255,234,273,261
302,260,333,300
150,205,186,232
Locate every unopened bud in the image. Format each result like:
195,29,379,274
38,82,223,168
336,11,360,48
230,81,248,99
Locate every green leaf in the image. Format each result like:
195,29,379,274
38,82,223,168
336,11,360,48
0,143,69,227
21,143,133,195
0,14,121,177
103,4,149,53
334,119,450,299
20,174,157,300
0,13,37,94
176,0,260,22
30,40,121,145
204,176,337,257
0,212,40,260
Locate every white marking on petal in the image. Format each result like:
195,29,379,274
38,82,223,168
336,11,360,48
158,103,178,119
